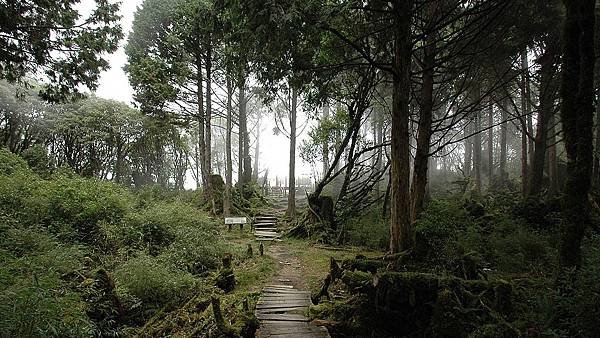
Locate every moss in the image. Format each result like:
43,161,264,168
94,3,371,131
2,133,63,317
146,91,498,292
215,268,236,293
340,270,372,293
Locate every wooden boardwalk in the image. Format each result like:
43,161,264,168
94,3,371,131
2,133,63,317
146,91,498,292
253,215,282,242
255,284,330,337
253,212,330,337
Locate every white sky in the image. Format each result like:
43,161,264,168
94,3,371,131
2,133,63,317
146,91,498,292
84,0,316,188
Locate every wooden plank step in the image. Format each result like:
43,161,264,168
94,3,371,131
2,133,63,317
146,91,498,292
256,306,306,313
256,238,282,242
254,226,277,230
268,332,329,338
254,230,279,234
254,233,281,238
257,303,310,310
263,288,310,294
265,284,294,289
257,298,310,304
256,313,309,322
260,324,328,334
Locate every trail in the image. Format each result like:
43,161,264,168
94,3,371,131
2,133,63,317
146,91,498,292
253,207,330,338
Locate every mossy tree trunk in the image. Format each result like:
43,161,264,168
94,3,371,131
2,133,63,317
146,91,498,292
224,77,233,217
410,9,436,222
558,0,596,270
529,38,558,196
389,0,414,253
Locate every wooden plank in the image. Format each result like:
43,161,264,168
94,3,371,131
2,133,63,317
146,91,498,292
256,306,306,313
258,297,309,303
256,238,282,242
254,230,280,235
262,288,310,294
254,233,281,238
256,313,309,322
257,301,310,308
261,325,328,335
260,295,310,301
270,332,329,338
265,284,294,289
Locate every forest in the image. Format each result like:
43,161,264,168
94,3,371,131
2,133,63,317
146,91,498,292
1,0,599,337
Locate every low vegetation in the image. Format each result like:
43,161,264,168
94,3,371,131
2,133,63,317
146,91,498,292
0,149,275,337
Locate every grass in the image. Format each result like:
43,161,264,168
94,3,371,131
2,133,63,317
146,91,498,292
283,238,383,291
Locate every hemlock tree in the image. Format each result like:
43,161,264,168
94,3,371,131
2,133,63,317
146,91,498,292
0,0,122,101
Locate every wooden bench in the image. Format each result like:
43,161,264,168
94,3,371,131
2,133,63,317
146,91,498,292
224,217,247,231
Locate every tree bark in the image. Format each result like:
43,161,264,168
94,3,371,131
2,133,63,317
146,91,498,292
499,98,508,183
472,84,483,194
205,43,212,177
558,0,596,270
487,98,494,183
224,77,233,217
238,76,248,185
520,50,530,196
322,103,330,179
594,98,600,187
196,50,207,191
390,0,414,253
253,114,260,182
410,28,435,222
464,120,472,177
528,40,558,196
287,86,298,217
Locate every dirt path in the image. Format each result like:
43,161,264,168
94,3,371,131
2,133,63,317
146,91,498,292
254,213,329,338
266,244,307,290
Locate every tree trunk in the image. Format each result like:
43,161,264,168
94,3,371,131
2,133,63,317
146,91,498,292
487,98,494,183
410,29,435,222
464,121,472,177
238,77,247,185
322,104,330,179
196,50,207,191
253,114,260,182
500,99,508,183
287,86,298,217
520,50,530,196
205,39,213,204
390,0,414,253
548,112,559,195
558,0,596,270
472,84,482,194
594,98,600,187
224,77,233,217
529,40,558,196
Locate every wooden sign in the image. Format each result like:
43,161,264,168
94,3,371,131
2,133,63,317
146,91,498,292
224,217,247,224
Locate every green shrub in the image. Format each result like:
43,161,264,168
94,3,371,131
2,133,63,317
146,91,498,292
0,274,92,337
155,203,223,273
0,148,31,175
415,199,468,263
43,176,132,244
558,235,600,336
21,145,52,177
114,254,197,310
0,227,90,337
343,207,389,249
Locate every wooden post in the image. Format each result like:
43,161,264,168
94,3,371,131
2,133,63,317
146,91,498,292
228,223,232,232
259,243,264,256
222,253,232,269
246,244,253,257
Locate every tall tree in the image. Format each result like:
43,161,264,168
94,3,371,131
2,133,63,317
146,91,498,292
558,0,596,270
0,0,122,101
529,37,559,196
